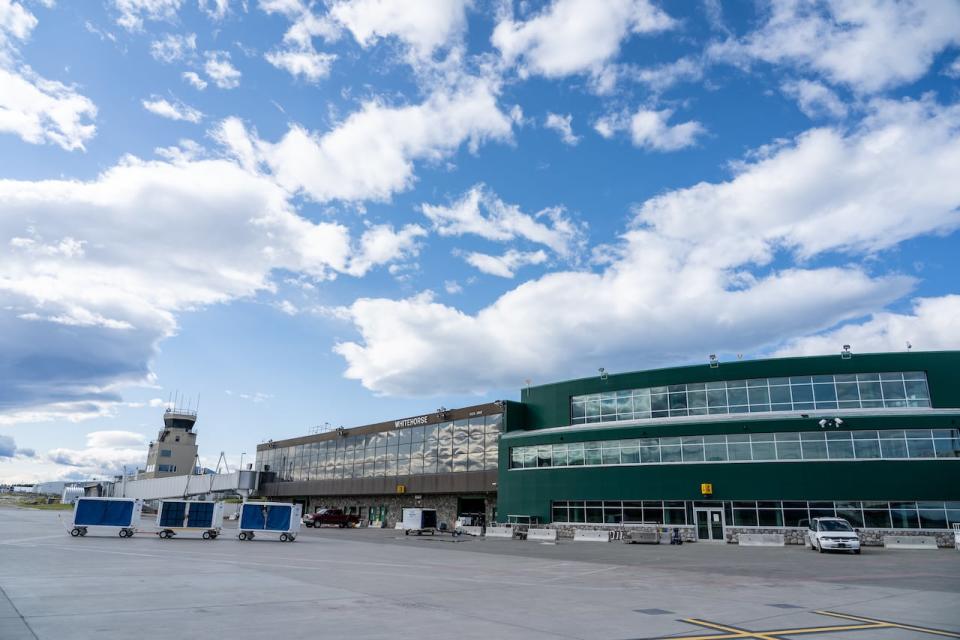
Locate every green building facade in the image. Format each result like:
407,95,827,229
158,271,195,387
497,351,960,542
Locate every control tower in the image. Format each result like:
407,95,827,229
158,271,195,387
143,406,199,478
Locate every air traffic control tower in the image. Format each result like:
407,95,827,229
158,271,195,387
143,407,200,478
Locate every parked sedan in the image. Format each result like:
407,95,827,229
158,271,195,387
807,517,861,554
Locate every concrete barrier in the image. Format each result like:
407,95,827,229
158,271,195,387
573,530,610,542
738,533,785,547
459,526,483,537
485,526,514,538
527,528,557,541
883,535,938,549
624,529,660,544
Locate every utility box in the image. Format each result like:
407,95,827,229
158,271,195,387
156,500,224,540
238,502,302,542
70,497,142,538
402,508,438,535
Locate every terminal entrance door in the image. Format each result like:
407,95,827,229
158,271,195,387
695,508,725,541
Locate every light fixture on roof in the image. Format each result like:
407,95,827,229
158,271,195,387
709,354,718,368
906,341,913,351
841,344,852,360
598,367,608,381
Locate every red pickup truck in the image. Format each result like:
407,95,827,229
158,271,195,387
302,508,360,528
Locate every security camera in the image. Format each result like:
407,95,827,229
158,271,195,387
818,419,827,428
834,418,843,426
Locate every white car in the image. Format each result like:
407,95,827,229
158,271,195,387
807,517,861,554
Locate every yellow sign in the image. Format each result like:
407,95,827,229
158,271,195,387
700,483,713,495
396,484,406,494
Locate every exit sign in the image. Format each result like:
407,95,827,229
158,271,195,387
700,483,713,496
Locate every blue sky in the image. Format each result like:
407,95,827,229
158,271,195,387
1,0,959,483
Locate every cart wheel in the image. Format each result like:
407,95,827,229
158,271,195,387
279,533,289,542
404,530,409,535
210,532,218,539
248,532,255,539
239,532,248,541
202,531,211,540
80,528,87,536
158,531,165,539
70,527,80,537
289,535,296,542
118,529,127,538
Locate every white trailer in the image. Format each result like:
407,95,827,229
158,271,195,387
402,508,439,535
69,497,143,538
156,500,224,540
238,502,302,542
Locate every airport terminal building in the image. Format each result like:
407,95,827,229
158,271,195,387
497,351,960,542
255,402,513,527
255,350,959,542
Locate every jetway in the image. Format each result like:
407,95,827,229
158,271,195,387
107,470,260,500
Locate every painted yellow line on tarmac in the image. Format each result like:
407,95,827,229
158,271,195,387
684,618,782,640
757,622,885,635
816,611,960,638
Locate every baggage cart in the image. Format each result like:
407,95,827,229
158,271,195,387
156,500,224,540
238,502,301,542
69,497,142,538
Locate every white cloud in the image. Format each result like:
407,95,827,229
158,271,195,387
443,280,462,294
0,150,428,419
0,433,34,458
85,430,146,449
625,56,704,92
48,429,147,476
421,185,584,258
265,47,336,82
181,70,207,90
544,112,579,145
492,0,674,83
232,77,513,203
945,56,960,79
0,66,97,151
0,0,37,64
142,96,203,122
595,108,705,151
204,50,241,88
329,0,470,60
463,248,548,278
346,224,427,277
112,0,183,31
331,96,960,395
776,295,960,357
781,78,848,119
150,32,196,63
709,0,960,93
199,0,229,20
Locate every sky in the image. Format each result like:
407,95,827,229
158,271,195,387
1,0,959,484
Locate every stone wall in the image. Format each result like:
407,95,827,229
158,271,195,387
306,493,495,529
725,526,957,548
548,523,697,542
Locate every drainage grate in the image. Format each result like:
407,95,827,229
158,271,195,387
767,603,804,609
634,608,674,615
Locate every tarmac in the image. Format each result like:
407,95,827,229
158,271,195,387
1,507,958,640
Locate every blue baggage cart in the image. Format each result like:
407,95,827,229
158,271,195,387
238,502,301,542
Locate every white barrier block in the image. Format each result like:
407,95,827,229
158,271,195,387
527,528,557,541
394,522,404,530
460,526,483,537
738,533,785,547
573,530,610,542
485,526,514,538
883,535,938,549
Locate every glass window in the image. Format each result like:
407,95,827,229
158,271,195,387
800,432,827,459
734,508,758,527
727,440,752,461
552,504,568,523
620,442,639,464
567,443,584,466
681,436,704,462
586,502,603,523
601,444,620,465
758,508,783,527
584,444,602,466
907,435,936,458
790,383,814,404
537,445,552,468
879,431,908,458
852,432,881,458
552,443,568,467
660,437,682,462
919,508,947,529
639,440,660,463
826,432,854,459
775,433,802,460
890,502,919,528
727,386,748,407
624,502,644,523
749,436,776,461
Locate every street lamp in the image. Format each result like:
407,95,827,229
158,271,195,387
240,452,246,470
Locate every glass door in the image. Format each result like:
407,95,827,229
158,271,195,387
695,508,725,541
